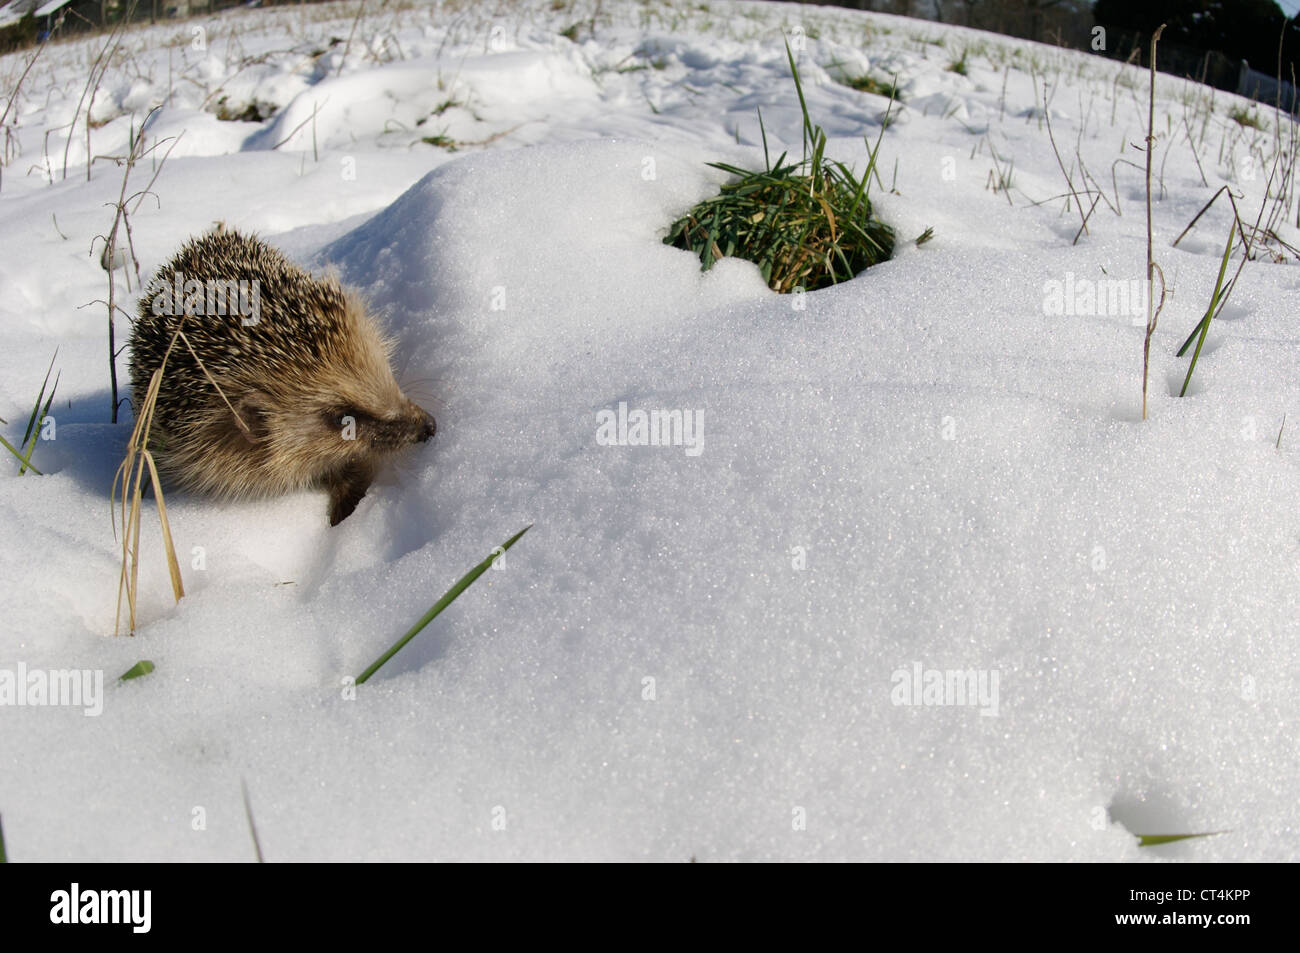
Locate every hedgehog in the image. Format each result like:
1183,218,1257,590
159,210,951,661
129,228,436,525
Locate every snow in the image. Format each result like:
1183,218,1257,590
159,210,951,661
1,0,1299,861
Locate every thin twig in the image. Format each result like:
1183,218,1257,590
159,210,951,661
337,0,369,78
1142,25,1167,421
242,779,264,863
1042,79,1088,238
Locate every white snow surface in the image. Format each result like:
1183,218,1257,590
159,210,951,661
1,0,1299,861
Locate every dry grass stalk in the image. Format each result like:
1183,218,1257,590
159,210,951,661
112,332,186,636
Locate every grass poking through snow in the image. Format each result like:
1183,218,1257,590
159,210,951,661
1228,105,1263,129
839,73,903,102
355,525,532,685
118,660,155,681
1178,221,1235,396
112,341,186,636
664,41,900,293
1136,831,1226,847
0,350,58,476
242,779,264,863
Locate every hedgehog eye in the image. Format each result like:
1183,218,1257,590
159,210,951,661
326,408,374,429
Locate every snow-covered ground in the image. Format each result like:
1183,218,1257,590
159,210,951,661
1,0,1298,861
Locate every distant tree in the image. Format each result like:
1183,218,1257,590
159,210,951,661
977,0,1090,42
0,11,36,53
1093,0,1300,80
776,0,1093,45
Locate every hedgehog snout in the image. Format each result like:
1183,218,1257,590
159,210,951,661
377,402,435,449
416,409,436,443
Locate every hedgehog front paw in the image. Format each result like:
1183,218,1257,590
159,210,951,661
326,461,376,526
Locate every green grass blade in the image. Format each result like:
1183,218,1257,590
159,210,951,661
812,128,828,193
705,160,756,177
784,38,814,161
839,158,871,225
119,660,155,681
1175,277,1238,357
757,106,770,172
20,350,57,449
19,370,58,476
857,88,895,211
1179,223,1235,396
0,433,43,474
10,350,57,476
356,525,532,685
1176,318,1204,358
1137,831,1225,847
703,213,720,269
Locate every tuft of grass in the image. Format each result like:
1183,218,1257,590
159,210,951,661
1228,105,1263,129
984,138,1015,201
214,97,274,123
0,350,58,476
355,525,532,685
112,333,187,636
947,51,969,76
840,73,903,102
420,125,520,153
664,42,900,293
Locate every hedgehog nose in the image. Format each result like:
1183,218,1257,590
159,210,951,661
418,412,436,442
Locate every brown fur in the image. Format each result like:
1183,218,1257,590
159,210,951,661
129,229,435,525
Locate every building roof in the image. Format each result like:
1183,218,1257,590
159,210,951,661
0,0,75,26
0,0,33,29
34,0,75,17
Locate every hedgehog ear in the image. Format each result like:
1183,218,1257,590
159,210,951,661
227,391,271,446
